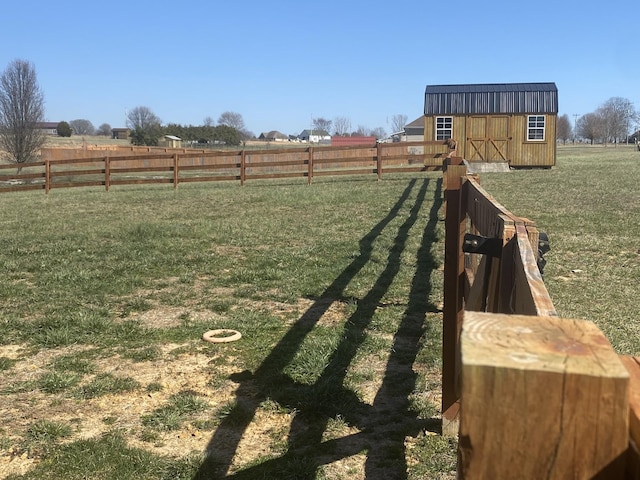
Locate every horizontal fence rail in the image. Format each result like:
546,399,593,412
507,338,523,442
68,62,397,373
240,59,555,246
0,141,454,193
441,157,640,479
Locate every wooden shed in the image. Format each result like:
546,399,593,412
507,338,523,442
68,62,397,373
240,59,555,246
423,83,558,167
159,135,182,148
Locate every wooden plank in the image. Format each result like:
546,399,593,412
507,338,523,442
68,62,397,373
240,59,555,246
465,255,488,311
622,355,640,479
0,184,46,193
50,169,105,177
627,439,640,480
179,163,241,171
0,161,45,170
460,311,629,480
380,166,441,174
180,175,239,183
465,177,519,238
620,356,640,444
442,163,468,436
504,224,556,316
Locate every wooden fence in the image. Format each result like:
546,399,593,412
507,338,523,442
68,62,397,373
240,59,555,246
0,141,453,193
441,157,640,479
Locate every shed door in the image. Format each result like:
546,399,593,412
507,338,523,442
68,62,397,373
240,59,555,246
487,116,510,161
466,117,487,161
466,116,511,162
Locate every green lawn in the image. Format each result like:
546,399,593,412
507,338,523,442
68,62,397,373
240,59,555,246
0,174,455,479
481,144,640,354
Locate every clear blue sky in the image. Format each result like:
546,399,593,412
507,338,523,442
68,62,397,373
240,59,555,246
2,0,638,137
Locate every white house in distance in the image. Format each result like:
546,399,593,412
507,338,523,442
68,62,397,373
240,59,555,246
298,129,331,144
404,116,425,142
389,116,426,154
35,122,59,135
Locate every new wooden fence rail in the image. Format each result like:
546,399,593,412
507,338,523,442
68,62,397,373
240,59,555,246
0,141,453,193
441,157,640,479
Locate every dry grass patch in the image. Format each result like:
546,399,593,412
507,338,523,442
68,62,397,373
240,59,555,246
0,341,244,475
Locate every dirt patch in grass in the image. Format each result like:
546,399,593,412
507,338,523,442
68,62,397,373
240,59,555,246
0,344,28,360
0,341,238,477
0,297,448,478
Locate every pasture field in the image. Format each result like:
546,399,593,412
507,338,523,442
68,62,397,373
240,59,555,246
0,144,638,479
0,173,454,479
482,144,640,354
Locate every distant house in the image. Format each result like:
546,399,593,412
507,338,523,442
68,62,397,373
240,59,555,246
403,116,425,142
331,136,376,147
111,128,130,140
36,122,59,135
258,131,288,142
298,129,331,144
159,135,182,148
424,82,558,167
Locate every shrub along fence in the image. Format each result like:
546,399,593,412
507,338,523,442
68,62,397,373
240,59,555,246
0,141,453,193
441,157,640,479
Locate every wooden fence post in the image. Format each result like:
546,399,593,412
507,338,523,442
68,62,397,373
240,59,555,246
173,153,179,188
308,146,313,185
105,156,110,192
376,142,382,181
459,311,629,479
240,150,246,186
45,157,50,194
442,159,468,436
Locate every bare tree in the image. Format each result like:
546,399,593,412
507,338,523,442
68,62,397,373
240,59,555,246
203,116,215,127
217,111,245,131
69,119,95,135
371,127,387,139
333,116,351,136
0,59,46,166
312,117,332,135
126,106,162,146
556,114,572,144
576,112,604,144
96,123,112,136
597,97,637,144
391,114,408,133
355,125,370,136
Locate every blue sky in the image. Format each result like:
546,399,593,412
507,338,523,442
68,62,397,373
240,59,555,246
2,0,638,136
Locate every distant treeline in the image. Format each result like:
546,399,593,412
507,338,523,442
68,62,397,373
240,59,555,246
161,124,245,146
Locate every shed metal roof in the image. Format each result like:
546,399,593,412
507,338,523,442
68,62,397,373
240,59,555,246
424,82,558,115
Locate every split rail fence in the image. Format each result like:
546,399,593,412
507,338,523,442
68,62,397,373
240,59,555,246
441,157,640,479
0,141,452,193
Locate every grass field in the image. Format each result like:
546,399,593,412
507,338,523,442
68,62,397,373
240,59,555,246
0,172,454,479
0,144,638,479
482,144,640,353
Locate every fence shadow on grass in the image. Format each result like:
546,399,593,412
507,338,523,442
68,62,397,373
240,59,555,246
194,177,443,479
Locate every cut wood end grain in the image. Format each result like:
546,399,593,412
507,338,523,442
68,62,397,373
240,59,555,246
461,311,629,379
460,311,630,479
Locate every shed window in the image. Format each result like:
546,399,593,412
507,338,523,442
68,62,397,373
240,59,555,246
527,115,545,141
436,116,453,140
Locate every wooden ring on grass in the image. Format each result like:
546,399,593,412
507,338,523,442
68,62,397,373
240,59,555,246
202,329,242,343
